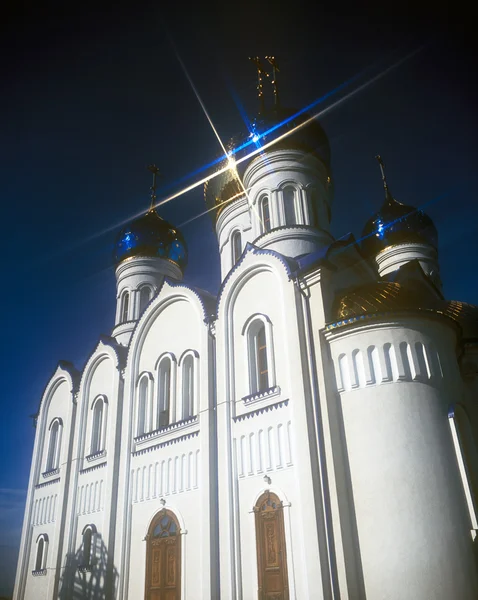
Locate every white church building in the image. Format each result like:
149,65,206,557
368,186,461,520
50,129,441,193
13,92,478,599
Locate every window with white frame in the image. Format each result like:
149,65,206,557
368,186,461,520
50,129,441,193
245,317,274,394
260,195,271,233
181,354,195,420
137,376,150,436
283,187,297,225
157,357,172,428
34,533,48,573
121,291,130,323
231,230,242,265
139,285,152,314
80,524,97,569
90,396,107,455
46,418,62,472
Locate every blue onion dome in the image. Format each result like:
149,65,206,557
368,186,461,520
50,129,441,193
114,209,188,269
361,156,438,258
205,105,331,221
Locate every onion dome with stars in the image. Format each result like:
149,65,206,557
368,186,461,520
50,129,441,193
113,166,188,269
361,156,438,258
205,57,331,221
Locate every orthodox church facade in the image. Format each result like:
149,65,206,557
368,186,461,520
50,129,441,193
13,97,478,600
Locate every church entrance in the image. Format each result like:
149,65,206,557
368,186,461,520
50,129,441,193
254,491,289,600
145,510,181,600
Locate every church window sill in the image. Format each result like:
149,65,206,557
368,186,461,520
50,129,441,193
86,449,106,462
78,565,92,573
42,467,60,479
242,385,281,405
32,569,47,576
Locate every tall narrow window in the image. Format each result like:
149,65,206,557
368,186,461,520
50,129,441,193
283,187,297,225
248,320,270,394
261,196,271,232
232,230,242,265
91,397,105,454
137,377,149,436
35,538,44,571
309,188,320,227
158,359,172,428
139,286,152,314
182,355,194,420
121,292,130,323
81,525,96,569
46,420,61,472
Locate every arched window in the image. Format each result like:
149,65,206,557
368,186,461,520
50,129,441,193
121,291,130,323
46,419,62,472
137,377,150,436
182,355,195,420
158,358,172,428
139,286,152,314
90,396,107,455
309,188,320,227
81,524,97,569
231,230,242,265
283,187,297,225
34,534,48,572
247,319,270,393
260,196,271,233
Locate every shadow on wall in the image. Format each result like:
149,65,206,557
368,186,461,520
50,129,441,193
58,535,118,600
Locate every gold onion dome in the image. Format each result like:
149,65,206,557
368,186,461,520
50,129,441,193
113,209,188,269
205,106,331,221
361,156,438,258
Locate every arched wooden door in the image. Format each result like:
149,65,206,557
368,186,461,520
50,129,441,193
254,491,289,600
145,510,181,600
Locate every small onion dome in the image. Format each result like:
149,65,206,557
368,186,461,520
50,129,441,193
113,209,188,269
361,194,438,258
205,106,331,221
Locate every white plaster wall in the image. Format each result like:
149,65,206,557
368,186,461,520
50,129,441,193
326,317,478,599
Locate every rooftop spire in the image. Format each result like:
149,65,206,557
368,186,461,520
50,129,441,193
249,56,268,115
147,164,160,211
375,155,394,203
265,56,280,107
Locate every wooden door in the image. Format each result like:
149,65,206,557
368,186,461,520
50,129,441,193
145,510,181,600
255,492,289,600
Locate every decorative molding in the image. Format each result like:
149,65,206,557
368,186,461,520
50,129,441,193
78,565,93,573
242,386,281,405
134,416,198,445
80,461,107,475
132,431,199,457
42,468,60,479
86,449,106,462
35,477,60,489
234,399,289,422
32,569,47,577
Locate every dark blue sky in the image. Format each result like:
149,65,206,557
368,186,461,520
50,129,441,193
0,1,475,595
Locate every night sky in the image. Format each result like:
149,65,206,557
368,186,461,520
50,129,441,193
0,1,475,595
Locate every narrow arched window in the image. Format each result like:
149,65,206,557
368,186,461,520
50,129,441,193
283,187,297,225
81,525,96,569
158,359,172,428
35,537,44,571
309,188,320,227
46,419,61,472
260,196,271,233
248,320,270,393
34,534,48,573
139,286,152,314
137,377,149,436
182,355,194,420
121,291,130,323
91,397,104,454
232,230,242,265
